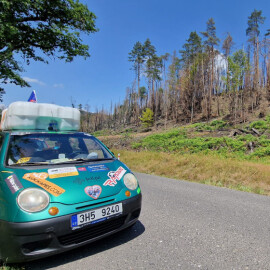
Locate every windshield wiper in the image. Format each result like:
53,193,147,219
10,162,49,167
86,158,114,162
50,157,114,165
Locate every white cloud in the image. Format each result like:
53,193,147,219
53,83,64,88
22,77,46,86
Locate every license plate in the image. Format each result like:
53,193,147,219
71,203,123,228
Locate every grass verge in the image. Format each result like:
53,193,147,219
0,265,24,270
114,149,270,196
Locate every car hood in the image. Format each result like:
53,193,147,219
12,160,129,204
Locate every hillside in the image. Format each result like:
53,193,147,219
96,118,270,195
98,118,270,161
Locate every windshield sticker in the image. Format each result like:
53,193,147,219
5,175,23,194
48,167,78,179
77,167,87,172
87,164,109,172
23,173,65,197
16,157,31,164
85,185,102,199
103,167,126,187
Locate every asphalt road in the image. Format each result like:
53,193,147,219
26,173,270,270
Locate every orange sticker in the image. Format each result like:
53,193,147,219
23,173,65,197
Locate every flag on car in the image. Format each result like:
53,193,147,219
28,90,37,103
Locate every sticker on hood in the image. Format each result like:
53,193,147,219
103,167,126,187
77,167,87,172
85,185,102,199
23,173,65,197
5,174,23,194
87,164,109,172
48,167,78,179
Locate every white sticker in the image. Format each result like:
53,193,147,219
103,166,126,187
48,167,79,178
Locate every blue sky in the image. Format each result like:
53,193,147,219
2,0,270,111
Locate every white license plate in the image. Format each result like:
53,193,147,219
71,203,123,228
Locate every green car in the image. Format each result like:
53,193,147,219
0,102,142,263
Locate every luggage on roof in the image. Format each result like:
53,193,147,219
0,102,80,131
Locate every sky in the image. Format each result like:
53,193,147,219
2,0,270,111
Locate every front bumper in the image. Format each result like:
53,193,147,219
0,194,142,263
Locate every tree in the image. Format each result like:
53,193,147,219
128,41,145,97
264,30,270,99
139,86,147,108
222,33,234,58
167,51,180,122
179,31,204,121
222,33,234,93
246,9,265,43
143,39,162,113
0,0,97,100
246,9,265,91
180,31,202,68
139,108,154,129
201,18,220,119
226,50,248,122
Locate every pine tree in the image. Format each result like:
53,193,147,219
222,33,234,93
143,39,162,113
246,9,265,94
180,31,202,68
128,41,145,98
201,18,220,119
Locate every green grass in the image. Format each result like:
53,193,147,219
104,117,270,196
0,265,24,270
115,149,270,195
189,119,228,131
131,127,270,163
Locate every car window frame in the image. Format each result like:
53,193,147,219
4,132,114,167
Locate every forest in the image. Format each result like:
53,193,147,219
79,9,270,133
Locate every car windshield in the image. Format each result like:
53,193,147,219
6,133,113,166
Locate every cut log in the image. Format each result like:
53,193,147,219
251,128,261,136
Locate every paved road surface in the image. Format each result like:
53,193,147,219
26,173,270,270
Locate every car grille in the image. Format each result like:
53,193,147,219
58,215,127,246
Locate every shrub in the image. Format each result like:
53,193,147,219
140,108,154,128
250,146,270,158
190,120,228,131
131,142,142,149
209,120,227,129
249,120,268,130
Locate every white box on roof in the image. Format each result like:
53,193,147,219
1,102,80,131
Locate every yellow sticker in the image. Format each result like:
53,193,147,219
23,173,65,197
17,157,31,164
1,171,13,174
48,167,79,179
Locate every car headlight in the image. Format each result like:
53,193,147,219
123,173,138,190
17,188,50,213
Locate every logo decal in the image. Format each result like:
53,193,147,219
48,167,78,178
87,164,109,172
85,185,102,199
103,167,126,187
23,173,65,197
5,174,23,194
